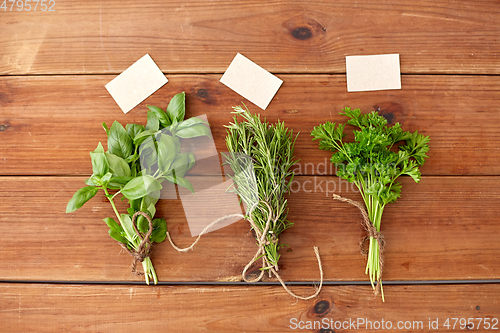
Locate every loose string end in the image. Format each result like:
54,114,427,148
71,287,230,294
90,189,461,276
167,214,245,253
166,231,193,253
271,245,324,301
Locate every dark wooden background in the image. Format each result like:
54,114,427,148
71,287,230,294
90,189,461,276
1,1,499,332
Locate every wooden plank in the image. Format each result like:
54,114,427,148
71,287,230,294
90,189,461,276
1,74,499,176
0,283,499,332
0,175,498,282
1,0,499,75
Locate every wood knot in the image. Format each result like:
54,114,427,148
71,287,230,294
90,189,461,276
373,102,404,125
244,268,263,281
283,14,326,42
314,300,331,315
193,87,216,105
318,329,335,333
196,89,208,99
292,27,312,40
0,124,9,132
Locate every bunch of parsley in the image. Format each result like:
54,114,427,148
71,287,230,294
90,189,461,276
66,92,210,284
311,107,429,300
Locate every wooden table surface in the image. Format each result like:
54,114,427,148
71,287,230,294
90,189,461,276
1,1,499,332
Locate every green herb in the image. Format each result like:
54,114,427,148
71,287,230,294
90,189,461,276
224,105,298,274
311,107,430,301
66,92,210,284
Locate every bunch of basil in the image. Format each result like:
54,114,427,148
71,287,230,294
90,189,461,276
66,92,210,284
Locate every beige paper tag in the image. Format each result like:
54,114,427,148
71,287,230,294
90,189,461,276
220,53,283,110
105,54,168,113
346,54,401,92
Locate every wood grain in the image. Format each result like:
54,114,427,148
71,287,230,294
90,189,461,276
1,0,499,327
0,175,498,282
1,74,499,176
1,0,499,75
1,283,499,332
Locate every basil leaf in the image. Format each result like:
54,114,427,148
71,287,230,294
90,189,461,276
142,175,163,198
126,124,145,140
121,175,162,200
125,152,139,164
121,177,147,200
146,110,159,132
166,92,185,124
108,121,133,159
66,186,99,213
166,175,194,193
90,142,109,176
126,207,137,218
137,217,149,234
105,152,131,177
157,134,177,173
141,195,159,216
152,218,164,228
138,196,159,234
176,176,194,193
107,176,133,190
170,153,191,178
173,136,181,156
85,174,102,186
103,217,122,233
146,203,156,219
109,230,128,244
175,123,211,139
150,218,167,243
151,230,165,243
102,122,109,135
136,209,154,234
176,117,208,130
139,136,158,174
187,152,196,170
101,172,113,185
133,129,155,145
120,214,137,242
147,105,171,128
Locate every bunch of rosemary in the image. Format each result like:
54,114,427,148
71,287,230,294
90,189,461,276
224,105,298,276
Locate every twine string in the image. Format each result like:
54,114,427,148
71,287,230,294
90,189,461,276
166,200,324,300
241,201,324,300
118,211,154,276
332,194,385,295
166,214,245,252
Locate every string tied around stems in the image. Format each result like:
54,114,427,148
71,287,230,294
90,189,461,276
332,194,385,296
167,201,323,301
118,211,154,276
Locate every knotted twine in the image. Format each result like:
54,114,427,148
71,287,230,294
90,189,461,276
167,201,323,300
332,194,385,295
119,211,154,276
